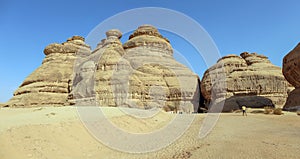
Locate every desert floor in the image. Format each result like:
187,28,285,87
0,106,299,159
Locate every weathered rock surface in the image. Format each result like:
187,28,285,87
283,88,300,111
201,52,293,112
121,25,200,112
283,43,300,111
54,25,200,113
6,36,91,107
69,29,126,106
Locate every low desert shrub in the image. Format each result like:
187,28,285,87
273,108,283,115
162,106,171,112
264,107,273,114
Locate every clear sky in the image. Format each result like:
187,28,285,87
1,0,300,102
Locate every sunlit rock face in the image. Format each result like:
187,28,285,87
6,36,91,107
201,52,293,112
6,25,200,112
283,43,300,111
68,25,200,113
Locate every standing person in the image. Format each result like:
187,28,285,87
242,106,247,116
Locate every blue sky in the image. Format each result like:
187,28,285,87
1,0,300,102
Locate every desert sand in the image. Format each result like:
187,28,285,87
0,106,299,159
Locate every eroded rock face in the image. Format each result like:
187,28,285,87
122,25,200,112
201,52,293,112
6,36,91,107
6,25,199,112
82,29,126,106
70,25,200,113
283,43,300,111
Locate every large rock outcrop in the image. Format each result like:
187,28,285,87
8,25,200,112
69,29,127,106
121,25,200,112
201,52,293,112
283,43,300,111
6,36,91,107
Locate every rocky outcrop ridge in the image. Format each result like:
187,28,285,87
201,52,293,112
6,36,91,107
283,43,300,111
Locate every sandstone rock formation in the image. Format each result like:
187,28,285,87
69,29,126,106
7,25,200,113
6,36,91,107
70,25,200,113
283,43,300,111
201,52,293,112
121,25,200,112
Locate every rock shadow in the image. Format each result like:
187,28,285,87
220,95,274,112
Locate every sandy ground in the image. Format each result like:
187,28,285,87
0,106,299,159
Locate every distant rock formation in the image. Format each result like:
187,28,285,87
70,25,200,113
283,43,300,111
201,52,293,112
6,25,200,113
6,36,91,107
0,103,5,107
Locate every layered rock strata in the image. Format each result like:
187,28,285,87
201,52,293,112
6,36,91,107
121,25,200,112
70,25,200,113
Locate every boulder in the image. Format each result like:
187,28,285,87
283,88,300,111
201,52,293,112
6,36,91,107
283,43,300,111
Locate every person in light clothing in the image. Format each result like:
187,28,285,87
242,106,247,116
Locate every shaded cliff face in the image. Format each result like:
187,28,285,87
67,25,200,113
283,43,300,111
201,52,293,112
6,36,91,107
